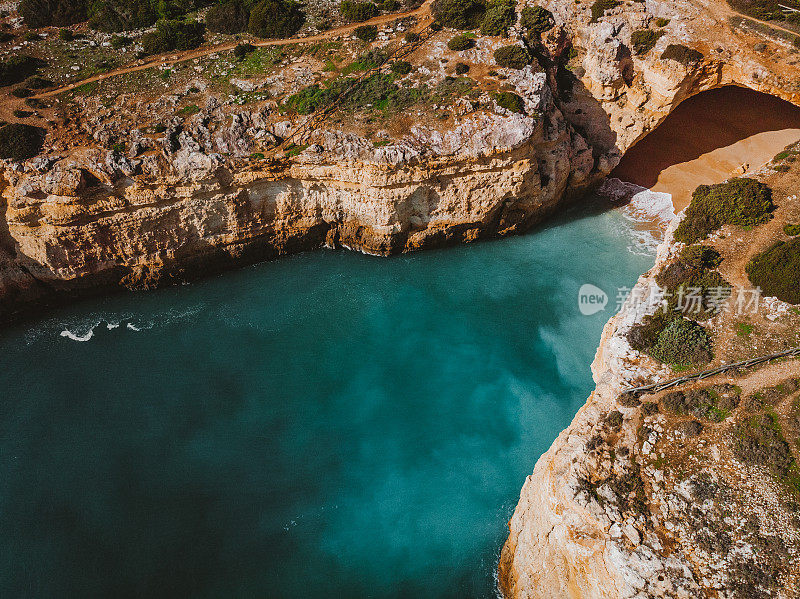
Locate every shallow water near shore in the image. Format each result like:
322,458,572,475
0,200,655,598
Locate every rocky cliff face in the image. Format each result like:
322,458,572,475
1,0,799,322
499,148,800,598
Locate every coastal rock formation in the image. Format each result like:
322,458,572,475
1,0,799,322
499,152,800,597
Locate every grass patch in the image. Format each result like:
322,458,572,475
736,322,754,337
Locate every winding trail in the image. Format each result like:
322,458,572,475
34,0,434,100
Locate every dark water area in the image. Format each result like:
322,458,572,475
0,203,654,598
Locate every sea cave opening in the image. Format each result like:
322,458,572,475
610,85,800,210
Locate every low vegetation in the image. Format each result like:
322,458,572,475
520,5,554,34
627,309,713,368
727,0,800,23
20,0,212,31
448,34,475,50
206,0,305,37
0,55,44,87
493,45,529,68
480,0,516,36
142,19,206,55
432,0,487,29
630,29,663,55
340,0,379,22
391,60,413,74
674,178,774,243
746,238,800,304
783,223,800,236
661,385,740,421
734,410,800,493
655,247,731,320
661,43,704,65
0,123,46,161
590,0,620,23
494,90,524,112
354,24,378,41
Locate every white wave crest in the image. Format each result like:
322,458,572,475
597,178,676,255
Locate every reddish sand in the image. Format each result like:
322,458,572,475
611,86,800,211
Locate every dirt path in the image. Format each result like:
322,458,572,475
34,0,433,100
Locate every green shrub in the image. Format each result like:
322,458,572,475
655,262,731,320
404,31,420,42
727,0,786,21
655,17,670,26
234,42,256,59
674,178,773,243
249,0,305,37
206,0,250,34
0,32,15,43
11,88,33,98
650,316,713,367
20,0,87,28
784,223,800,236
493,44,528,68
13,109,33,118
627,309,712,367
519,5,554,33
111,34,132,49
391,60,412,74
494,90,524,112
447,33,475,50
590,0,620,22
340,0,379,21
88,0,157,32
0,123,46,161
177,104,200,116
430,20,443,30
24,76,53,89
661,43,703,65
432,0,486,29
0,55,44,87
480,0,516,36
630,29,663,55
627,310,671,352
142,19,206,55
454,61,469,74
354,24,378,41
381,0,399,10
733,413,795,479
746,237,800,304
58,28,74,41
284,83,339,114
679,244,722,270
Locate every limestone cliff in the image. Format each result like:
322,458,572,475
499,147,800,597
1,0,799,322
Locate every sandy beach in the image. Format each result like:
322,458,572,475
612,86,800,211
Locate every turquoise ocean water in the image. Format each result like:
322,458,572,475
0,199,656,598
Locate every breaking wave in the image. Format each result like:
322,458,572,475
596,177,675,255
